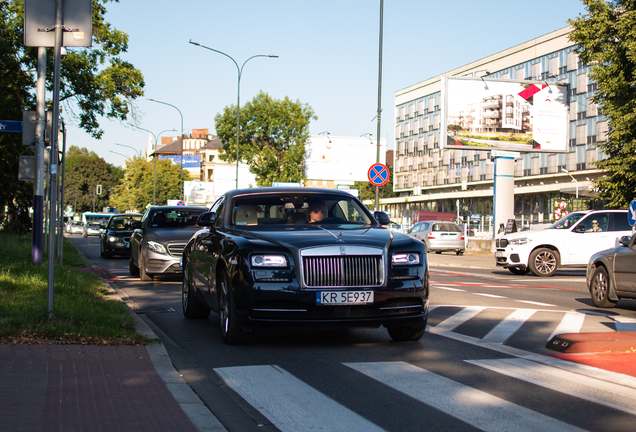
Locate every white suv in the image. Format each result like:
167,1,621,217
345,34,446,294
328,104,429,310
495,209,632,277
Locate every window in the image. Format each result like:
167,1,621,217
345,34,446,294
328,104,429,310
577,73,588,94
576,124,587,146
567,51,579,71
549,56,559,76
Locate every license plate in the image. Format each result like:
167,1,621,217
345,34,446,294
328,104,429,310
495,251,504,257
316,291,374,305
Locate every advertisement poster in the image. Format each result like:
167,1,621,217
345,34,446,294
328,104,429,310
441,77,569,152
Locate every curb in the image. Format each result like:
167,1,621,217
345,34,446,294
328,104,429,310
71,239,227,432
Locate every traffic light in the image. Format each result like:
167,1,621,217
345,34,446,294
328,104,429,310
96,185,102,195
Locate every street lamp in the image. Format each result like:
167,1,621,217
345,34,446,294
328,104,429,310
147,99,184,200
189,40,278,189
114,143,141,158
131,125,177,205
108,150,129,159
561,167,578,198
318,131,331,143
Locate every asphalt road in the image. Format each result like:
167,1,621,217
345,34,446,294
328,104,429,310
67,234,636,432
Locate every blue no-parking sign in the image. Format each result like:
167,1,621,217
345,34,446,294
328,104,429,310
367,163,390,187
628,200,636,226
176,200,186,207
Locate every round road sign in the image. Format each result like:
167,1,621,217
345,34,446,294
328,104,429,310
628,200,636,226
368,163,390,187
176,200,186,207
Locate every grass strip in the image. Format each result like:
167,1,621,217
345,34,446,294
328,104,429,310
0,232,148,345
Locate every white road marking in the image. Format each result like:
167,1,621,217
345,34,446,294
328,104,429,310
482,309,537,344
434,306,485,332
474,293,507,299
345,361,585,432
468,358,636,416
214,365,385,432
548,311,586,341
434,286,465,292
614,316,636,332
516,300,556,307
431,283,462,287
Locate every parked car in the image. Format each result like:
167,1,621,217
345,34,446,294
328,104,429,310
129,206,207,281
587,234,636,308
181,187,429,344
82,221,102,238
100,213,143,258
407,221,465,255
67,221,84,235
495,209,632,277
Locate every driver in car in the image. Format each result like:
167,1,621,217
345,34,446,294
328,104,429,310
308,200,327,223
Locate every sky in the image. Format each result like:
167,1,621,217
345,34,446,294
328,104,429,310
60,0,589,167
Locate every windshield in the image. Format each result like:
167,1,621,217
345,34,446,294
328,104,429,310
230,193,374,228
550,212,586,230
108,215,142,229
149,210,205,228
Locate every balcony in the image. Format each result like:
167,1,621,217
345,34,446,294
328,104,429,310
482,110,500,118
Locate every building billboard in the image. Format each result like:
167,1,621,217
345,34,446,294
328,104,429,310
305,135,386,182
440,76,569,152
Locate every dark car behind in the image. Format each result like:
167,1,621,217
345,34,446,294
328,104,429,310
130,206,207,281
100,213,143,258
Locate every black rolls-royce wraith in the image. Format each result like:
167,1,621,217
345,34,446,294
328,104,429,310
181,187,429,344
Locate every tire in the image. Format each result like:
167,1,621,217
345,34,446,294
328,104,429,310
387,318,427,342
508,266,530,275
218,272,252,345
129,255,139,276
435,251,442,254
528,247,558,277
590,266,617,308
182,269,210,319
139,253,153,281
101,243,111,259
456,250,464,256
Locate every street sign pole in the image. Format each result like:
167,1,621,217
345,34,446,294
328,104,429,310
33,47,47,265
47,0,64,318
374,0,384,212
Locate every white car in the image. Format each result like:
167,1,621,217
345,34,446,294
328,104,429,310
495,209,632,277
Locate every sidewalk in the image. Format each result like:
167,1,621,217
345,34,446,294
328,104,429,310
0,307,226,432
426,250,496,270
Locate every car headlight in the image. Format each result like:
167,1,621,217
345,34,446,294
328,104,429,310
147,240,167,254
108,236,120,243
392,253,421,265
508,237,531,246
251,254,288,267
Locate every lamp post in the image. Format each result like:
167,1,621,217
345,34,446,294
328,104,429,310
147,99,184,200
189,40,278,189
131,125,177,205
108,150,129,159
114,143,141,158
561,167,578,198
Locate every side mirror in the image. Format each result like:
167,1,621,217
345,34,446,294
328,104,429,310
131,221,142,229
619,235,632,247
197,211,216,227
574,225,586,233
373,211,391,226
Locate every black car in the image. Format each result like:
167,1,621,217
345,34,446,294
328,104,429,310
181,187,429,344
130,206,208,281
99,213,143,258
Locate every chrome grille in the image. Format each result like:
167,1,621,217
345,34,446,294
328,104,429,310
168,243,186,257
303,255,383,287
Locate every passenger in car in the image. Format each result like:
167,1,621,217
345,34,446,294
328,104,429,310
308,200,327,223
587,219,603,232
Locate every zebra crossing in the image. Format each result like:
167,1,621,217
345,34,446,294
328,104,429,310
427,303,632,348
214,358,636,432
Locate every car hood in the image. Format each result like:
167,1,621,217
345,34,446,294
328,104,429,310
145,227,200,243
502,228,566,242
229,225,405,252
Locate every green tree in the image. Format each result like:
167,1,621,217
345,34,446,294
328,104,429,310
0,0,145,231
0,1,33,232
569,0,636,208
110,157,191,211
215,91,317,187
63,149,120,213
